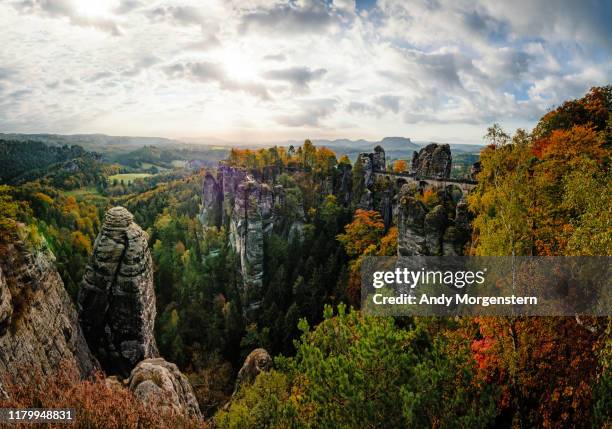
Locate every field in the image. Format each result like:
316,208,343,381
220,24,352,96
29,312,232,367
108,173,152,185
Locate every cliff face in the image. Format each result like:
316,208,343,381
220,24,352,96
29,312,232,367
334,162,353,206
78,206,158,377
356,146,387,210
0,240,97,383
397,184,471,256
231,178,267,306
202,165,302,310
410,143,452,179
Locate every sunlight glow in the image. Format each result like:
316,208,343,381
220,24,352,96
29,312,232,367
73,0,114,18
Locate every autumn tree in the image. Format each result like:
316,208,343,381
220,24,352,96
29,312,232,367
468,87,611,428
393,159,408,173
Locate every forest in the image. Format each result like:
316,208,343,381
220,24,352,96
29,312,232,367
0,86,610,428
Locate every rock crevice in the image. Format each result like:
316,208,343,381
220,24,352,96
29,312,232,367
78,206,158,377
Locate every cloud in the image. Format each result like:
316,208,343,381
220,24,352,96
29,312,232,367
347,101,380,116
120,55,161,77
163,61,270,100
0,67,13,80
13,0,122,35
263,53,287,62
1,0,610,141
85,71,113,82
146,5,205,27
374,95,401,113
114,0,141,15
263,66,327,92
239,0,338,34
276,98,338,127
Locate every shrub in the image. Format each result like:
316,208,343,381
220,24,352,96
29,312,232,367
0,361,206,429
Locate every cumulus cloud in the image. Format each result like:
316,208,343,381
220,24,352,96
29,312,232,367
163,61,270,100
374,95,401,113
263,53,287,62
276,98,338,127
239,0,339,34
263,66,327,92
0,0,610,141
146,5,205,27
13,0,122,35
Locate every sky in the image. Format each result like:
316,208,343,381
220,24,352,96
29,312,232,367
0,0,610,145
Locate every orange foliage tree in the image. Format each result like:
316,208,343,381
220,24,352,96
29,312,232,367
468,86,611,427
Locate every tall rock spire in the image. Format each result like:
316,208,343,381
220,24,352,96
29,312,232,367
78,206,158,377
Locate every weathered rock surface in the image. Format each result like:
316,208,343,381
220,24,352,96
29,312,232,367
202,166,305,311
397,184,471,256
201,172,222,227
233,348,272,394
231,178,265,304
356,146,387,210
128,358,202,421
334,162,352,206
470,161,482,181
397,189,428,256
0,240,97,384
78,206,158,377
410,143,452,179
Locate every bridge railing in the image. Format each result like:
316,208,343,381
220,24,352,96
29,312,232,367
374,170,477,185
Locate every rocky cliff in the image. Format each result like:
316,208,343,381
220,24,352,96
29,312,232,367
397,184,471,256
0,239,97,385
410,143,452,179
202,165,302,311
78,206,158,377
356,146,387,210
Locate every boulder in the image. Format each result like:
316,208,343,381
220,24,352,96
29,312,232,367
78,206,158,377
128,358,202,421
233,348,272,394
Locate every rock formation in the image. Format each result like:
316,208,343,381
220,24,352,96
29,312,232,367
410,143,452,179
397,184,471,256
128,358,202,421
201,172,222,227
470,161,482,181
0,239,97,384
201,165,305,311
356,146,387,210
233,348,272,395
231,178,266,306
334,162,352,206
78,206,158,377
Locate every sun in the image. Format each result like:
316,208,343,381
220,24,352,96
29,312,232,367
73,0,114,18
219,49,260,82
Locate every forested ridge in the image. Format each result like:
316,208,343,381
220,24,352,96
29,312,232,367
0,86,610,428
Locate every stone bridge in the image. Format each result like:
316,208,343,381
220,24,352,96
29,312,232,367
373,171,478,193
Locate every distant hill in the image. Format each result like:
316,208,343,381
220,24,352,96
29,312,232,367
297,137,482,162
1,133,483,169
0,133,185,155
0,139,95,182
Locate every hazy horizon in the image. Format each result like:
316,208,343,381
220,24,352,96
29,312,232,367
1,0,610,144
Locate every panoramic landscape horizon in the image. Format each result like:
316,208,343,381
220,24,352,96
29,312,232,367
1,0,610,144
0,1,610,428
